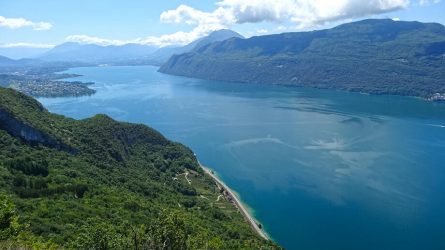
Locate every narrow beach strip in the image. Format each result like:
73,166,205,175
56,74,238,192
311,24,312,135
198,162,269,240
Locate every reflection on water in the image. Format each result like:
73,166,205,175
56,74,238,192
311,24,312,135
39,66,445,250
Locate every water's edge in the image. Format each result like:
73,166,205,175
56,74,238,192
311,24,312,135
198,160,270,240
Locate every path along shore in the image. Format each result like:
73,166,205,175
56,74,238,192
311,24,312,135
199,162,269,240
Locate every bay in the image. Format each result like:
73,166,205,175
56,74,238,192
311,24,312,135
39,65,445,250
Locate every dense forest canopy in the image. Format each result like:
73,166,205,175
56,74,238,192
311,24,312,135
0,88,279,249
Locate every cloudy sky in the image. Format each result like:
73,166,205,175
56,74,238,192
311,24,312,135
0,0,444,52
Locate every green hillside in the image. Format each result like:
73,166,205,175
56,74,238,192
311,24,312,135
159,19,445,99
0,88,279,249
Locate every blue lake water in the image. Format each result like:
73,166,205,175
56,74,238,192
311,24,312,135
39,65,445,250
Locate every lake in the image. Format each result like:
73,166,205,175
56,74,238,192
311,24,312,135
39,65,445,250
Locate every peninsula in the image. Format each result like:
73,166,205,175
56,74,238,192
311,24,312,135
0,61,96,98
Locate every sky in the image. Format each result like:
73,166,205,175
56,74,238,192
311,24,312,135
0,0,444,55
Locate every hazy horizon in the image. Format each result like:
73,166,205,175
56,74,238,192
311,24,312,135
1,0,445,58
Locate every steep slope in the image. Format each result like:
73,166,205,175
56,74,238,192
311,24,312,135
0,88,279,249
160,19,445,99
142,29,244,65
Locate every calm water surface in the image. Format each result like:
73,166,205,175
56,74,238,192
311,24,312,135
39,66,445,250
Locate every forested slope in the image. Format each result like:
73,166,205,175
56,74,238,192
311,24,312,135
160,19,445,99
0,88,279,249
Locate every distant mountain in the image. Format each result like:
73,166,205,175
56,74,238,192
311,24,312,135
0,55,15,66
17,29,243,66
0,47,51,60
141,29,244,65
160,19,445,99
188,29,245,51
39,42,158,64
0,55,69,74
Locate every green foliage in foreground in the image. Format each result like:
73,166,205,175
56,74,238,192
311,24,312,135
0,88,280,249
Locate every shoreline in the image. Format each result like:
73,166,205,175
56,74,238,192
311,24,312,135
62,65,444,103
198,162,269,240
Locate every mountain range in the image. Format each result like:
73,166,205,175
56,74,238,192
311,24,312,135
159,19,445,99
32,29,244,65
0,29,243,68
38,42,158,64
0,55,39,69
1,20,445,99
0,55,16,66
0,47,52,60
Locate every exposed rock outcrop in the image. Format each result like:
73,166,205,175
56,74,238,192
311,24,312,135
0,108,76,153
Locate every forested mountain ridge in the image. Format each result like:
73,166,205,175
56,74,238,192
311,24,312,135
0,88,279,249
159,19,445,99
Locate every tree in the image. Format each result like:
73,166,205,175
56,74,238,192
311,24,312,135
0,194,20,241
0,194,58,250
147,210,188,250
71,219,130,250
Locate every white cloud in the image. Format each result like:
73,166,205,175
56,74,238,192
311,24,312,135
277,25,288,31
160,0,412,30
151,0,412,45
0,16,52,30
288,0,410,27
158,4,231,46
66,35,133,46
256,28,269,34
155,0,440,45
141,23,227,47
160,4,232,26
64,0,440,47
0,42,55,48
217,0,297,24
65,33,207,47
66,14,230,48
